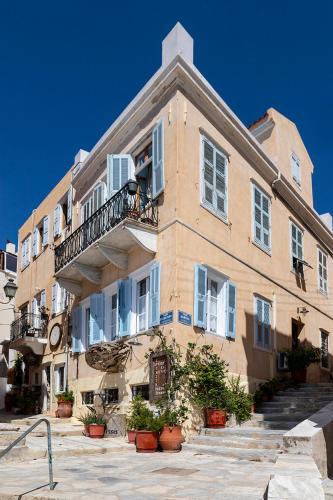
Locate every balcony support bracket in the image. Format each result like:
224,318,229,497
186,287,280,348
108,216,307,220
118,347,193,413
95,244,128,270
72,263,102,285
125,225,157,254
56,277,82,296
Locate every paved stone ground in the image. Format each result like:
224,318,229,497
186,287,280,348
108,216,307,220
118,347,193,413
0,447,273,499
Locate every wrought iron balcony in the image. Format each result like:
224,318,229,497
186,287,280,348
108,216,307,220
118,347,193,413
10,313,48,342
55,183,158,275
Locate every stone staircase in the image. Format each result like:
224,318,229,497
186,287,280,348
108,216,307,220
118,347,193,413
184,383,333,464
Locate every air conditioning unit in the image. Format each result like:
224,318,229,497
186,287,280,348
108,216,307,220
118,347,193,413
277,352,288,371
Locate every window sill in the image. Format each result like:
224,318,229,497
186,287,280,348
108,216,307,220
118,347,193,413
318,289,328,298
200,203,229,227
205,330,225,339
21,263,30,271
252,240,271,257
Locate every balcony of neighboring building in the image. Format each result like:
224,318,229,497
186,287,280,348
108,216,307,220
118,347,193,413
10,313,48,355
54,182,158,294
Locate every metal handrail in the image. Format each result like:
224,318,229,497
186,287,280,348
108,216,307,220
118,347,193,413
0,418,55,490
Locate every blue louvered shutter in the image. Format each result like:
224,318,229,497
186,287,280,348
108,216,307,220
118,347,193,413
72,305,82,352
107,154,134,198
89,293,105,345
226,282,237,339
149,263,160,327
42,216,49,246
194,264,207,329
152,120,164,198
32,227,38,257
118,279,132,336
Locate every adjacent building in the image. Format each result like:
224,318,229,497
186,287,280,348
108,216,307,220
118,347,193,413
9,24,333,421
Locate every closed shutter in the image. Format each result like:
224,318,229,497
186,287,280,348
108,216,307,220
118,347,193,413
51,283,56,314
67,187,72,223
152,120,164,198
89,293,105,345
26,236,31,265
202,137,227,218
53,205,61,237
42,216,49,246
32,227,38,257
72,305,82,353
194,264,207,329
263,301,271,349
149,263,161,327
107,155,134,198
291,154,301,185
226,282,237,339
40,289,46,308
118,279,132,336
253,186,271,251
93,183,106,212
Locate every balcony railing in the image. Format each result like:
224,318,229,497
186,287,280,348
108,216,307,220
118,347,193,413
55,182,158,273
10,313,48,343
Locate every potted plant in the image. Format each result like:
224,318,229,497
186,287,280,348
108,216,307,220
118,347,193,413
158,399,188,452
283,346,321,383
126,395,148,444
55,390,74,418
183,343,229,428
226,376,252,425
78,412,93,436
88,414,107,438
135,411,163,453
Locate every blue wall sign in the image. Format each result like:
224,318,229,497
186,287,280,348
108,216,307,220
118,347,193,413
160,311,173,325
178,311,192,326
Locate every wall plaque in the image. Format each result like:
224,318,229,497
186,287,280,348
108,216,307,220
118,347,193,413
149,351,170,401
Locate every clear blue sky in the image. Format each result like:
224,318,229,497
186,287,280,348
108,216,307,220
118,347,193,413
1,0,332,248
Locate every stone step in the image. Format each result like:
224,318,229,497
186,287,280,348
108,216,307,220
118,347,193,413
0,432,26,446
259,405,322,414
190,434,284,450
0,444,43,463
248,420,301,430
271,394,333,402
183,442,279,462
280,388,333,395
251,412,311,422
202,427,285,439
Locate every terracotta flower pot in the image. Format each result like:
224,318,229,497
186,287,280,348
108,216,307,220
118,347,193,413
205,408,227,428
127,430,136,444
83,424,90,437
251,403,256,413
57,401,73,418
292,368,307,383
135,430,158,453
159,425,183,452
88,424,105,438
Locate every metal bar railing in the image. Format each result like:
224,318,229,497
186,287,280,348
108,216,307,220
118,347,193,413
10,312,48,342
0,418,55,490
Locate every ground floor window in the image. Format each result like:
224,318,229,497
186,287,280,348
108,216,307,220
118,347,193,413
82,391,94,405
55,365,65,393
131,384,150,401
321,330,329,369
255,297,271,350
103,388,119,404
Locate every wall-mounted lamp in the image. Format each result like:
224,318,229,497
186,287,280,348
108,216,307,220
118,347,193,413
297,306,309,315
0,278,18,304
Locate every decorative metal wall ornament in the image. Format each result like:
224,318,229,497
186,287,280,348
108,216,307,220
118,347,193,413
85,341,131,372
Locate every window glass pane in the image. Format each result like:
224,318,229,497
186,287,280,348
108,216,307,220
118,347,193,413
204,141,214,164
137,278,149,332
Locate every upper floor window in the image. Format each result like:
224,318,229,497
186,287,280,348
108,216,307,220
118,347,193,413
290,221,304,272
81,182,107,223
194,264,236,339
51,282,67,315
137,277,150,332
21,235,31,269
318,248,328,295
291,153,301,186
252,184,271,253
255,296,271,350
201,136,228,220
53,204,62,237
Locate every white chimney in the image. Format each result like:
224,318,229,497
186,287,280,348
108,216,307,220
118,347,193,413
6,242,16,255
162,23,194,67
320,213,333,232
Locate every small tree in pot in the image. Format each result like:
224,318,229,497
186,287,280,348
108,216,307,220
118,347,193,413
158,398,188,452
126,395,148,444
283,345,321,383
55,390,74,418
183,343,229,428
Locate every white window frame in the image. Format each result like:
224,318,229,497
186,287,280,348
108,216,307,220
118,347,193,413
206,269,228,337
52,282,64,315
318,248,328,295
103,281,119,342
129,261,155,336
290,220,304,271
254,295,272,351
81,195,93,223
200,134,228,222
291,152,301,186
252,182,271,254
54,364,65,393
136,276,150,333
320,330,329,370
93,181,107,213
21,235,31,269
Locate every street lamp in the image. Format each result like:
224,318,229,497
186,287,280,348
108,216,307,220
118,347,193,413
0,278,18,304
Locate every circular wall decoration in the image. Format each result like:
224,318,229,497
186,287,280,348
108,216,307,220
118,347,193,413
49,324,62,348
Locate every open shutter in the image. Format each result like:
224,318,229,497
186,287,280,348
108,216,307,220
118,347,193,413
149,263,160,327
263,301,271,349
226,282,237,339
118,279,132,336
67,187,72,223
40,289,46,308
90,293,105,345
51,283,56,314
53,205,61,237
42,216,49,246
194,264,207,329
32,227,38,257
152,120,164,198
72,305,82,353
107,154,134,198
26,236,31,264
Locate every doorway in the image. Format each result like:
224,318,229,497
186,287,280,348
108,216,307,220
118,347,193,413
41,363,51,412
292,318,304,350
